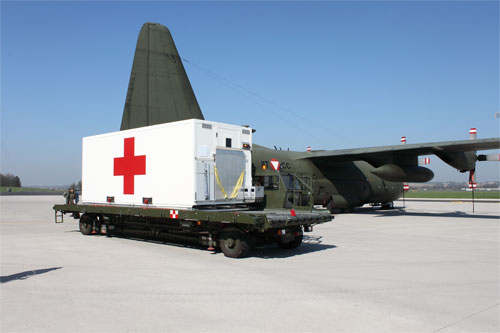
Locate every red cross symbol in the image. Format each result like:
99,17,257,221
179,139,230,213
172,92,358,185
114,137,146,195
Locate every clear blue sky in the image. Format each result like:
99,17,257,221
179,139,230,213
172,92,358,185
1,1,499,186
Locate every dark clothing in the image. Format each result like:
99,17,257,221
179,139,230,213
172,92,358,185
64,190,77,205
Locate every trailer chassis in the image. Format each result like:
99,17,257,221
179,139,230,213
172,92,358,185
54,204,332,258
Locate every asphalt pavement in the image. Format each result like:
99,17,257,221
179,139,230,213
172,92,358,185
1,196,498,332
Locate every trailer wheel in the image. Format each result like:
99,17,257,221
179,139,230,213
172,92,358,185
219,230,252,258
278,233,303,249
79,215,94,235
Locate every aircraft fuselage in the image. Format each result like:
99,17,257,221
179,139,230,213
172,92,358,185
252,144,402,211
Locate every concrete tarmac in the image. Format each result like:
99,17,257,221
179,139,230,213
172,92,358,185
1,196,498,332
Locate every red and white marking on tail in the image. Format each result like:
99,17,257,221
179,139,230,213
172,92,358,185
469,128,477,140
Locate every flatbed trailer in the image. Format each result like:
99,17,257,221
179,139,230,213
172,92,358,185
53,204,332,258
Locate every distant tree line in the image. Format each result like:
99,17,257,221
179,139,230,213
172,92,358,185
0,173,21,187
69,180,82,190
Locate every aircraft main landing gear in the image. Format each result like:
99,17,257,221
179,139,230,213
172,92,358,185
380,201,395,210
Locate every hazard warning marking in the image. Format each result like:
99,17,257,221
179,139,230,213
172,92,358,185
170,210,179,219
270,159,280,171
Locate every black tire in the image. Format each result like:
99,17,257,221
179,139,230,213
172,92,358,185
219,230,252,258
380,202,394,210
326,198,335,214
79,215,94,235
278,233,303,249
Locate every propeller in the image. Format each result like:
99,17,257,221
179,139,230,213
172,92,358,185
477,153,500,161
468,168,476,189
465,127,499,212
419,157,431,166
468,128,477,190
465,128,499,188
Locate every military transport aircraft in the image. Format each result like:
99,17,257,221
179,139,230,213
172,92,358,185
120,23,499,212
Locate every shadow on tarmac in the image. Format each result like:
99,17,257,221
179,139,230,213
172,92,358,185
0,267,63,284
95,233,336,259
252,235,337,259
353,207,499,220
252,243,337,259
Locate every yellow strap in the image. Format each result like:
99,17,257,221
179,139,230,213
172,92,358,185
214,166,227,199
230,170,245,199
214,167,245,200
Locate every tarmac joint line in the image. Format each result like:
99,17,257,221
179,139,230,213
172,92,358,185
433,302,499,332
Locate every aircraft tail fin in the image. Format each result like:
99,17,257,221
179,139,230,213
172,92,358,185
120,23,204,130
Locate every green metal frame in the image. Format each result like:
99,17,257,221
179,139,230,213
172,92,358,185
53,204,331,230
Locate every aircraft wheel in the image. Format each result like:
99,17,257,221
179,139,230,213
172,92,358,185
380,202,394,210
219,230,252,258
278,233,303,249
326,198,335,214
79,214,94,235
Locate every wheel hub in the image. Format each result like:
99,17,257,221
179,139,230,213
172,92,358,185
226,238,236,248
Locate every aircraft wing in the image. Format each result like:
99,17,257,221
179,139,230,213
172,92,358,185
299,138,500,171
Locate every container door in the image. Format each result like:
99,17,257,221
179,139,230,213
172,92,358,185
196,160,213,202
215,149,245,201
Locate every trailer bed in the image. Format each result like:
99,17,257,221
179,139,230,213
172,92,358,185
53,204,331,229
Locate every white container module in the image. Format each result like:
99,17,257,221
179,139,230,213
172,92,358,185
81,119,261,209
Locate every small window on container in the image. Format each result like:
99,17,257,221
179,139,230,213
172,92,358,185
225,138,232,148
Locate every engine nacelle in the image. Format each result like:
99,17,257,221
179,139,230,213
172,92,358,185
371,164,434,182
435,151,477,172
